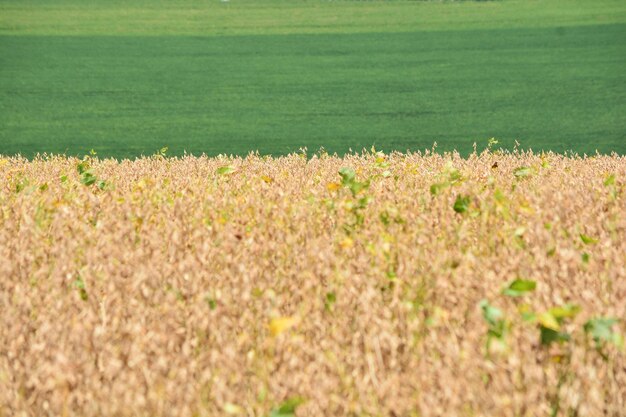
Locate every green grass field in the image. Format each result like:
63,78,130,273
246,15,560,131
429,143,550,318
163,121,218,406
1,0,625,158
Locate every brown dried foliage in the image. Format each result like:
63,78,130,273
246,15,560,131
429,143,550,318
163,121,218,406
0,150,624,417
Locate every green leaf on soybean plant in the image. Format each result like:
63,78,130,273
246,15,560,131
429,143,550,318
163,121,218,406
536,304,581,345
430,182,448,196
453,195,470,213
513,166,532,178
448,168,462,183
268,397,305,417
603,174,615,186
15,178,28,193
216,165,236,176
584,317,622,349
73,276,88,301
479,300,508,355
502,279,536,297
338,167,355,185
350,180,369,196
206,297,217,310
76,161,89,175
479,300,503,328
325,291,336,311
521,311,537,323
80,172,97,186
579,234,598,245
540,326,570,346
338,167,369,196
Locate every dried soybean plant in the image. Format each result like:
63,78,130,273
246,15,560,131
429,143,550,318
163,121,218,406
0,149,624,417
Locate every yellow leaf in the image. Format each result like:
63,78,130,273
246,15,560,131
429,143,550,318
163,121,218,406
0,159,8,167
518,200,534,214
269,316,299,337
339,237,354,249
326,182,341,191
223,403,244,415
261,175,273,184
538,312,560,331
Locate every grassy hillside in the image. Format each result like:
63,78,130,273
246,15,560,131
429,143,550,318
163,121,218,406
2,0,625,36
0,0,625,157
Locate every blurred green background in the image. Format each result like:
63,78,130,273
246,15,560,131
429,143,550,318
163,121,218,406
1,0,625,158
